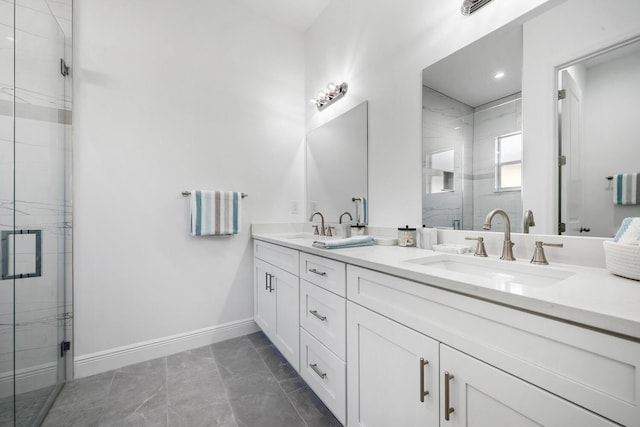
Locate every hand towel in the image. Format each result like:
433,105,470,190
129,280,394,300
613,217,640,245
190,190,241,236
613,173,640,205
312,235,374,249
361,196,368,224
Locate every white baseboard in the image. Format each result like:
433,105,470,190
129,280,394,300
73,318,259,379
0,362,58,399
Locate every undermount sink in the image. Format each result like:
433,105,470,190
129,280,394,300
276,233,329,242
405,254,575,288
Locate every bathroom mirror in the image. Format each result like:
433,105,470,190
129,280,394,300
422,0,640,237
422,24,523,232
306,101,368,224
558,37,640,237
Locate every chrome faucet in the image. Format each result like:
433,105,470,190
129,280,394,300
339,212,353,224
310,211,326,236
482,209,515,261
523,210,536,234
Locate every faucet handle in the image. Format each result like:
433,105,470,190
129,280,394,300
326,226,335,237
530,241,563,265
465,236,488,257
312,225,320,235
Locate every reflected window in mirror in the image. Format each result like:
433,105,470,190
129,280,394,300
495,132,522,191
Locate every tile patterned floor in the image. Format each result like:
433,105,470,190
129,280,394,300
0,385,56,427
42,332,342,426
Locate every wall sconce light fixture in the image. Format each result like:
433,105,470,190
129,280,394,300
461,0,494,15
309,82,348,111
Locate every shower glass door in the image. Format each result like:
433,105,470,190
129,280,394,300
1,0,72,425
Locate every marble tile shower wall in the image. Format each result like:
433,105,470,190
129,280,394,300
0,0,72,398
422,86,473,229
471,95,522,232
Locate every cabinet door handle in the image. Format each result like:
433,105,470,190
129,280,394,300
264,272,270,290
309,309,327,321
309,363,327,379
444,371,455,421
419,357,429,402
308,268,327,276
268,274,274,292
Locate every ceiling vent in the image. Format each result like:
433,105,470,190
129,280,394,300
461,0,495,15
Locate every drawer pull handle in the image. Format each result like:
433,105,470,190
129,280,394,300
308,268,327,276
309,310,327,321
444,371,455,421
419,357,429,402
310,363,327,379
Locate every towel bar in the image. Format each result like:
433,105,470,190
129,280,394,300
182,191,247,198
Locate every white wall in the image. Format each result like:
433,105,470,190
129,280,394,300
73,0,305,375
304,0,560,228
522,0,640,233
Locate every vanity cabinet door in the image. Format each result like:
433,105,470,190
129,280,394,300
439,345,617,427
254,258,276,337
254,258,300,371
347,302,439,427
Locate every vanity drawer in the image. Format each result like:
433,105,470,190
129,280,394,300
300,328,346,425
254,240,299,275
347,265,640,427
300,280,346,359
299,253,346,297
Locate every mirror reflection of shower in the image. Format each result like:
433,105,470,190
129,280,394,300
422,86,523,232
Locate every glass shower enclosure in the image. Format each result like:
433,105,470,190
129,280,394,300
0,0,72,425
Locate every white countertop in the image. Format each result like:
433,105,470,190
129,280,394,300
252,229,640,341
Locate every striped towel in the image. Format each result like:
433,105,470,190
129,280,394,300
613,173,640,205
190,190,241,236
614,217,640,245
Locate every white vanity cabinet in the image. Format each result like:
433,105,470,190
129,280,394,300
346,265,640,427
347,301,439,427
252,236,640,426
298,252,347,425
253,241,300,371
440,345,617,427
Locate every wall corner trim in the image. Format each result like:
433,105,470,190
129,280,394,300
73,318,259,379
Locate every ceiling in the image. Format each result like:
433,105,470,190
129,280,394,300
238,0,331,32
422,25,523,107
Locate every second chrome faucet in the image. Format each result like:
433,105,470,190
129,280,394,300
482,209,515,261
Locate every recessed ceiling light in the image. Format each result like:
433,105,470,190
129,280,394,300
494,71,505,79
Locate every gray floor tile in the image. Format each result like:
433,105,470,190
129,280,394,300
229,388,305,427
40,332,339,426
168,400,236,427
279,376,307,393
52,370,114,410
211,337,270,381
99,358,168,425
288,385,343,427
42,404,104,427
256,344,299,383
246,331,271,349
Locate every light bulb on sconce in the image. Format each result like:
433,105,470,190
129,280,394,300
309,82,348,111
